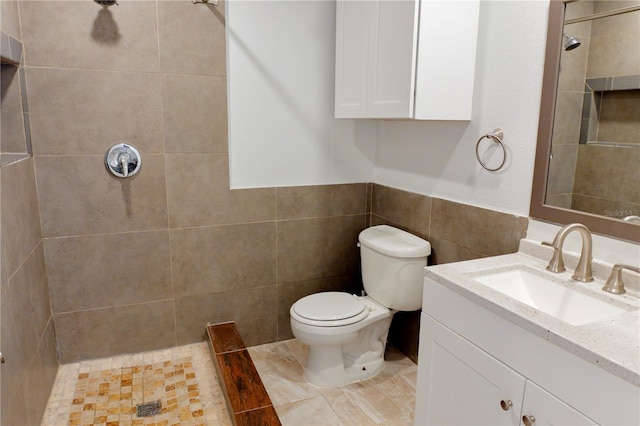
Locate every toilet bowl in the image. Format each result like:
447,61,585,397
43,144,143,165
290,225,430,387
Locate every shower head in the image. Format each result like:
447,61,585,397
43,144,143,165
94,0,118,6
563,34,581,51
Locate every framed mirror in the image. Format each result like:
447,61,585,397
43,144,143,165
530,0,640,243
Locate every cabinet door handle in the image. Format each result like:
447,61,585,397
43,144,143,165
500,399,513,411
522,415,536,426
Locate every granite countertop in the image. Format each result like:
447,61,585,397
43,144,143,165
423,239,640,387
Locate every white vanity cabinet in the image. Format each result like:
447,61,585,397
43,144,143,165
334,0,479,120
415,277,639,425
417,314,597,425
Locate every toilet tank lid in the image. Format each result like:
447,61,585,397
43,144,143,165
359,225,431,258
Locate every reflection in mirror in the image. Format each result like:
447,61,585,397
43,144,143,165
530,0,640,243
547,0,640,221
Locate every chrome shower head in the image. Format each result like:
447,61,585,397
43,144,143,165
563,34,581,51
94,0,118,6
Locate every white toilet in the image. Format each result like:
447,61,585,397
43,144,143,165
289,225,430,387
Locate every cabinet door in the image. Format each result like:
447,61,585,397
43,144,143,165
520,381,597,426
366,0,419,118
415,314,525,425
334,0,370,118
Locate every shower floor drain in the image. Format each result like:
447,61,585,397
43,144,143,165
136,400,162,417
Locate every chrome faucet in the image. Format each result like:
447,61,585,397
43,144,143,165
543,223,593,282
602,264,640,294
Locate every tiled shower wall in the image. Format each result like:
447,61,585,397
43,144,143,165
19,1,367,364
1,1,58,425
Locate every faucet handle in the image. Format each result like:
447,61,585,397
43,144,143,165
603,264,640,295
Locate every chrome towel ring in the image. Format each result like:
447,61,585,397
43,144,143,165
476,128,506,172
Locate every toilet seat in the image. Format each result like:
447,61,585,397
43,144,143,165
292,292,369,327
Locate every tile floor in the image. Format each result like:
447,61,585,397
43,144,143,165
249,340,417,425
41,343,231,426
42,339,417,426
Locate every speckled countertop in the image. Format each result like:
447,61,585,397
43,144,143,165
423,239,640,387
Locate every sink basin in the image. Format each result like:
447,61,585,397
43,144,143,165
471,267,631,326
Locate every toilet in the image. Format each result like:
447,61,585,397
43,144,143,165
289,225,431,387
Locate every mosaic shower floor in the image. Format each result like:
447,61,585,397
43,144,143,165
42,339,417,425
41,343,231,426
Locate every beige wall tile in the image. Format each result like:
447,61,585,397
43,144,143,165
19,0,159,71
0,242,52,424
23,319,58,426
276,183,368,219
428,237,485,266
572,194,640,218
591,2,640,36
1,157,41,283
162,74,228,154
0,275,30,424
1,65,27,153
54,300,176,363
598,90,640,144
552,91,584,145
2,244,46,371
388,311,420,364
158,0,226,76
546,144,578,196
277,215,365,284
35,155,168,237
1,0,22,41
166,153,275,228
369,214,429,241
371,184,431,237
0,378,28,426
171,222,276,297
430,198,527,257
587,31,640,78
545,194,574,210
574,144,640,204
175,285,277,347
557,37,590,93
277,275,359,340
26,67,164,155
45,230,172,313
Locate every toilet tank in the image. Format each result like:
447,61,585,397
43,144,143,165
359,225,431,311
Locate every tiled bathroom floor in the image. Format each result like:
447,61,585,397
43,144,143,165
249,340,417,425
41,343,231,426
42,339,417,426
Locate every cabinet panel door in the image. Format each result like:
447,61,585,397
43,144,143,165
366,0,419,118
335,0,369,118
520,381,597,426
415,314,525,425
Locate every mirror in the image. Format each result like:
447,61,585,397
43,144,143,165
530,0,640,243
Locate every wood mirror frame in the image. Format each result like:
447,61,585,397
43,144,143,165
530,0,640,243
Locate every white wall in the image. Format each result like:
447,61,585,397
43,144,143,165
374,1,549,217
227,0,549,219
227,0,377,189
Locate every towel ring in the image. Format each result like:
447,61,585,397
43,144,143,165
476,129,506,172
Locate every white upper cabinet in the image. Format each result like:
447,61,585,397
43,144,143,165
335,0,480,120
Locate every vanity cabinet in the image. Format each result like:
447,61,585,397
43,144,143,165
334,0,479,120
415,277,639,425
417,314,597,425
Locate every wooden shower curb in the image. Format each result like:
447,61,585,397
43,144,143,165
206,322,281,426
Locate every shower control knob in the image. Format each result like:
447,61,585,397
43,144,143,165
105,143,141,179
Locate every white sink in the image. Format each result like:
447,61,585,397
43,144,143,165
471,267,632,326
